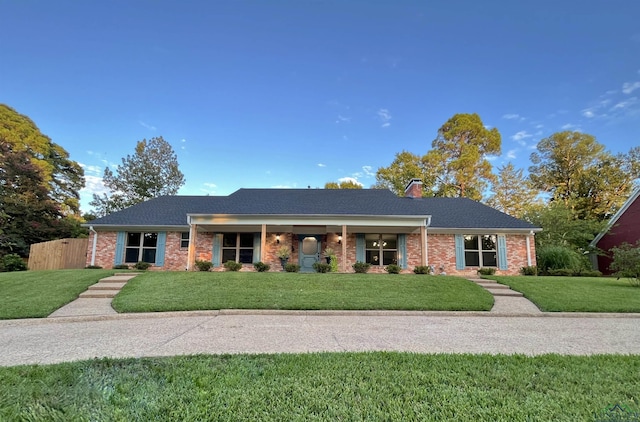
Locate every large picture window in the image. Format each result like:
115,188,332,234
365,234,397,266
222,233,254,264
125,232,158,263
464,235,497,267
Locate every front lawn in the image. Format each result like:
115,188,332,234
112,272,493,312
0,269,116,319
490,276,640,312
1,352,638,421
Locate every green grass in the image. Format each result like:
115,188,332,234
0,269,117,319
1,352,638,421
490,276,640,312
112,272,493,312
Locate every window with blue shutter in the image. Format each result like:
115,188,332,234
398,234,407,269
253,233,261,263
454,234,465,270
155,232,166,266
356,234,365,262
212,233,222,267
114,232,126,266
497,235,508,270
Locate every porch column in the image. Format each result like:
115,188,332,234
420,225,427,266
261,224,267,263
526,231,532,267
187,224,197,271
341,225,347,272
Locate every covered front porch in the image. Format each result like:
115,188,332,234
185,214,432,272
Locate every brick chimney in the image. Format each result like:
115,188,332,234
404,178,423,198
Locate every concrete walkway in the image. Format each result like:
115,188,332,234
467,277,542,315
48,273,139,318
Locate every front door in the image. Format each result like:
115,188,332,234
299,235,320,272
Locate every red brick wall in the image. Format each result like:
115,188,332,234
87,230,534,274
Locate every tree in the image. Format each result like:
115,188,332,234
374,151,428,195
486,163,540,218
422,113,501,200
90,137,185,216
0,141,73,256
324,180,363,189
0,104,84,215
529,131,639,221
374,113,501,199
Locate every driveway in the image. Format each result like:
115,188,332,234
1,311,639,366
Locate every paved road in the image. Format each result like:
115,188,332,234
1,311,639,366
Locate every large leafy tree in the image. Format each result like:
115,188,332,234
375,114,501,199
486,163,540,218
324,180,363,189
0,104,84,215
423,113,501,200
0,141,74,256
90,137,185,216
529,131,639,221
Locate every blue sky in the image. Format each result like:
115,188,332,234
2,0,639,212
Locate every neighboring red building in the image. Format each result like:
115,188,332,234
591,188,640,275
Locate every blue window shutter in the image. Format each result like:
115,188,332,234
212,233,222,267
454,234,465,270
155,232,166,266
253,233,261,264
497,235,508,270
114,232,125,265
356,234,365,262
398,234,407,269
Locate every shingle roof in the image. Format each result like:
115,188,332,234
86,188,538,230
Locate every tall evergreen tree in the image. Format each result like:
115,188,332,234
90,136,185,216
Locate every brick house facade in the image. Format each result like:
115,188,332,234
85,180,539,275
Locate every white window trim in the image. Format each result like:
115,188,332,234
464,234,497,268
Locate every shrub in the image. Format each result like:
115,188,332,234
113,264,130,270
85,265,103,269
352,261,371,274
329,255,339,273
284,263,300,273
134,261,151,271
575,269,602,277
386,264,401,274
609,241,640,287
413,265,432,275
547,268,575,277
195,260,213,272
0,254,27,272
254,261,270,272
312,262,331,273
520,266,538,276
478,267,496,276
537,245,585,274
223,261,242,272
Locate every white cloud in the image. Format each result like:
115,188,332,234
317,163,326,167
502,113,524,120
200,182,218,195
561,123,578,130
338,177,363,186
612,97,638,110
79,163,103,176
79,175,108,199
511,131,532,145
139,121,157,131
622,81,640,94
377,109,392,128
362,165,375,177
506,149,517,159
485,155,499,161
582,109,596,118
335,115,351,124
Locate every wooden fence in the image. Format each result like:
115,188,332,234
28,238,89,270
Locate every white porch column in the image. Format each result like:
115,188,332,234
526,231,533,267
341,224,347,272
187,224,197,271
261,224,267,263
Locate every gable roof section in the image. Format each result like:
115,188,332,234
86,188,538,231
590,187,640,247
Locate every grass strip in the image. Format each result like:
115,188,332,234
1,352,638,421
491,276,640,312
112,272,493,312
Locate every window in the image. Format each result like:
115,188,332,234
125,232,157,263
180,232,189,249
222,233,254,264
464,235,497,267
365,234,397,266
